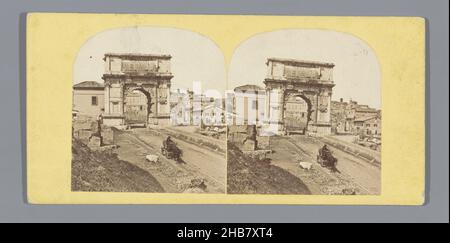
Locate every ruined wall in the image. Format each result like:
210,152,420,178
228,125,256,151
72,116,114,148
228,125,271,151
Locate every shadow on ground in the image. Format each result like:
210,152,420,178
71,138,165,193
227,142,312,195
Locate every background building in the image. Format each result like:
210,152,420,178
170,89,194,126
72,81,104,118
331,98,381,135
354,115,382,136
232,85,265,126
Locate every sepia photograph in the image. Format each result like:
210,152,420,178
226,30,382,195
9,0,443,224
71,27,382,196
71,27,227,194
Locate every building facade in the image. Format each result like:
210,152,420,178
72,81,105,118
331,98,380,134
170,89,194,126
201,102,226,126
232,85,266,126
354,115,382,136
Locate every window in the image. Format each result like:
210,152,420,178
91,96,98,106
373,124,378,127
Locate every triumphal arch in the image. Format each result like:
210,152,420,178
263,58,335,136
101,53,173,127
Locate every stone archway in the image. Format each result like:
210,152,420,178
101,53,173,127
263,58,335,136
283,92,312,135
123,87,152,126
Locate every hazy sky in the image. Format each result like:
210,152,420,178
74,27,381,109
228,29,381,109
73,27,227,95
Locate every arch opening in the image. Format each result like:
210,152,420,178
124,87,153,126
283,93,312,135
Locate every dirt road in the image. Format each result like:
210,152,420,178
114,128,226,193
268,135,381,195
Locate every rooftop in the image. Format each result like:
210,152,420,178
234,84,265,92
354,115,379,122
266,57,335,68
104,53,172,60
355,107,378,113
73,81,104,89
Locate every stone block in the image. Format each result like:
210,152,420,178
103,117,124,127
256,136,270,150
189,178,207,190
90,121,100,134
101,128,114,145
243,150,270,160
228,125,248,134
77,129,92,144
145,154,159,163
241,139,256,151
88,135,102,148
299,161,313,170
228,133,247,144
72,118,94,132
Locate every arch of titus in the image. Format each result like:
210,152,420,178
264,58,335,136
101,53,173,127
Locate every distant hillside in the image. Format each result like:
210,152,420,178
72,139,164,193
227,143,311,195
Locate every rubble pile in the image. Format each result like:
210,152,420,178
72,115,114,150
228,125,272,161
199,126,227,140
183,178,208,193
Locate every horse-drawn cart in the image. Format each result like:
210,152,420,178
161,137,183,162
317,145,338,170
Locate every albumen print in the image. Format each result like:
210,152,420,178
72,27,381,195
72,27,227,194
